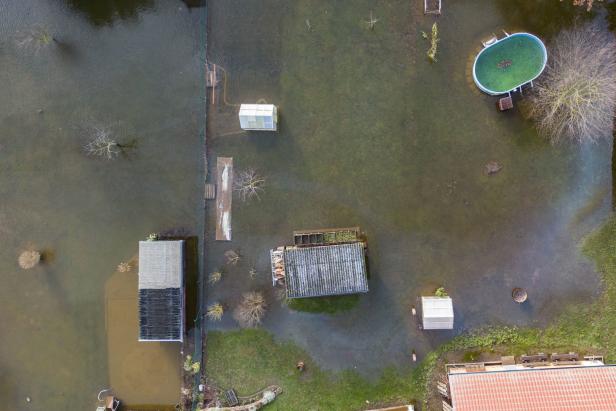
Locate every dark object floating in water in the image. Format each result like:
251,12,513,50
512,287,528,303
498,59,513,69
485,161,503,175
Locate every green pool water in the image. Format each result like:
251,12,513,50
473,33,546,94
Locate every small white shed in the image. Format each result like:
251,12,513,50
238,104,278,131
421,296,454,330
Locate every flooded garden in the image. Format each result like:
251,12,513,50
0,1,204,410
1,0,615,409
205,0,612,383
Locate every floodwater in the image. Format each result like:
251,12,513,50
0,1,205,410
205,0,613,376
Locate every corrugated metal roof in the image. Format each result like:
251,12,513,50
284,242,368,298
138,240,184,342
138,241,183,289
448,365,616,410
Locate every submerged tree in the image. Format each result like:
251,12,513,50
529,25,616,144
233,169,266,202
15,27,54,54
233,291,267,328
224,250,241,265
83,125,135,159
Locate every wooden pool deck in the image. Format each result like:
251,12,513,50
215,157,233,241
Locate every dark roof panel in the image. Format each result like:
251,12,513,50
138,288,183,341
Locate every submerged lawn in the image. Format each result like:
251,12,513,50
206,216,616,410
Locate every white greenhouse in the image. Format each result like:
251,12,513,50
238,104,278,131
421,296,454,330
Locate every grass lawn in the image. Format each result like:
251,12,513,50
205,216,616,410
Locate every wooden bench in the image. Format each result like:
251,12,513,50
225,389,239,406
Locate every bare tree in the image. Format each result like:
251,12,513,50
529,24,616,144
224,249,241,265
233,291,267,328
233,169,266,202
84,126,121,159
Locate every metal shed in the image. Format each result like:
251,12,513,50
280,242,368,298
138,240,184,342
238,104,278,131
421,296,454,330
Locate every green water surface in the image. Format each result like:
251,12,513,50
474,34,546,94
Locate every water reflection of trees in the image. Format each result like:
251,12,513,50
65,0,154,26
493,0,590,39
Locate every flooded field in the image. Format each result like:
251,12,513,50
0,1,204,410
205,0,612,376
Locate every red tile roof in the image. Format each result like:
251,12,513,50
449,365,616,410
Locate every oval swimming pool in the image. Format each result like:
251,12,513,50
473,33,547,95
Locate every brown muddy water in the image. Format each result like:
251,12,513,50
205,0,613,377
0,1,205,410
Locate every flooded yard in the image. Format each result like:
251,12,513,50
205,0,612,376
0,1,204,410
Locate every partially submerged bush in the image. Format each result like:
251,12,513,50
18,250,41,270
183,355,200,374
529,24,616,143
427,23,439,62
117,262,131,273
224,249,241,265
233,291,267,328
435,287,448,297
208,270,222,284
207,303,224,321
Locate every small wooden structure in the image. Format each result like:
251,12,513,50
551,352,579,362
520,353,548,363
498,95,514,111
481,33,498,48
204,183,216,200
292,227,360,247
421,296,454,330
424,0,441,14
271,228,369,298
225,389,239,406
215,157,233,241
437,381,449,398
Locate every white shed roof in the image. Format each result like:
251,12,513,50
239,104,276,116
138,240,184,290
238,104,277,131
422,296,454,330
